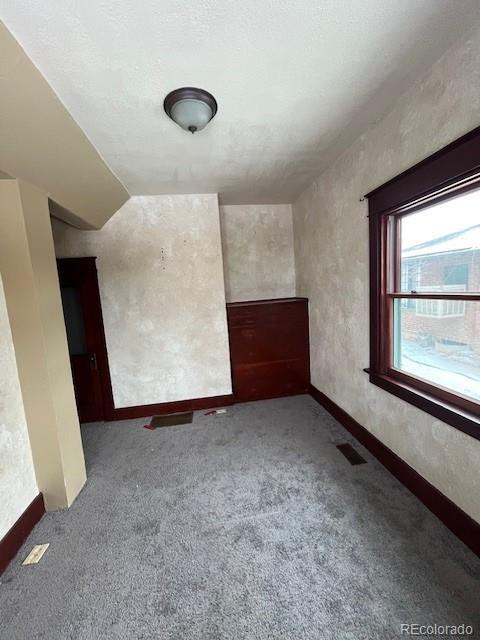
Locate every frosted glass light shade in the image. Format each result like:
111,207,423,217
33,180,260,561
164,87,218,133
170,99,213,132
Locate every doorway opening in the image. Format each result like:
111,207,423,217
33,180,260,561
57,257,114,422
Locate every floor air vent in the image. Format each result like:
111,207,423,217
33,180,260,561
336,443,367,465
144,412,193,430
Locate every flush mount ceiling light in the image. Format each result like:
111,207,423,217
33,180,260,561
164,87,218,134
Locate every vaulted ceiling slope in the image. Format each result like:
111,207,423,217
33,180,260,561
0,23,128,229
2,1,480,207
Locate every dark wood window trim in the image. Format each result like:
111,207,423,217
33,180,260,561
366,126,480,441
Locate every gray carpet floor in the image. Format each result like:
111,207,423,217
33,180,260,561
1,395,479,639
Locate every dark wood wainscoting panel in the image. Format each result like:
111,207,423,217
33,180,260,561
227,298,310,402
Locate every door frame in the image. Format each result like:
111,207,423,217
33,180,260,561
57,257,115,420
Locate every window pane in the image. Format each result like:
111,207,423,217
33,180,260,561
393,299,480,401
399,187,480,293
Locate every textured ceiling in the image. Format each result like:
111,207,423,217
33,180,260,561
2,1,479,204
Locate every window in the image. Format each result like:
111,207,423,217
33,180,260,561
400,262,418,309
367,127,480,441
444,264,468,287
415,295,466,318
414,285,466,318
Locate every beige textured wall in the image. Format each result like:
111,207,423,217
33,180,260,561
293,25,480,522
52,194,232,408
220,204,295,302
0,275,38,538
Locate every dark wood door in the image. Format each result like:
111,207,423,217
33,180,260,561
57,258,113,422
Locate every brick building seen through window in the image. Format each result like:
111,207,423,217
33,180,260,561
395,220,480,401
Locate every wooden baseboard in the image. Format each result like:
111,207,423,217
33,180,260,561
309,383,480,557
0,494,45,575
110,393,235,421
111,390,313,419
